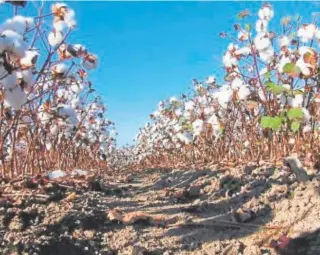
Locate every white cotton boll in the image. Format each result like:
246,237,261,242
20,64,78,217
204,107,212,115
174,124,182,132
231,77,244,89
0,30,27,58
278,94,287,106
288,94,303,107
65,9,76,29
256,19,268,33
303,125,312,133
56,88,67,98
254,32,271,51
45,142,52,150
50,124,59,135
297,24,316,43
205,75,216,85
258,6,274,21
238,85,251,100
58,105,78,126
48,30,64,47
183,110,191,120
4,86,27,110
302,108,311,122
17,69,33,87
71,84,82,94
192,119,204,136
71,97,80,108
315,29,320,40
169,96,177,103
279,36,290,48
53,20,66,32
20,49,39,67
38,109,53,124
283,84,291,90
185,100,195,111
223,51,238,68
259,47,274,64
235,46,251,56
3,16,34,35
296,58,310,76
299,46,316,56
52,63,68,77
216,86,233,108
175,108,182,117
289,138,295,145
258,88,267,101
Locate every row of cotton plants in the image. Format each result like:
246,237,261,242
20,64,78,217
130,4,320,169
0,1,116,177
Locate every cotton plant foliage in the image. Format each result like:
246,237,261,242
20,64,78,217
0,1,116,177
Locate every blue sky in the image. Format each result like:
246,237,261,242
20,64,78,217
1,1,318,146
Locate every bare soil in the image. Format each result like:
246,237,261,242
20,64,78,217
0,163,320,255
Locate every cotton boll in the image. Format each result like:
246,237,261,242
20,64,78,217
204,107,212,115
259,47,274,64
4,86,27,110
20,49,39,68
2,16,34,35
192,119,204,136
235,46,251,57
185,100,195,111
175,108,182,117
48,30,64,47
231,77,244,90
53,20,66,32
302,108,311,122
297,24,316,43
223,51,238,68
17,69,33,88
52,63,68,77
169,96,177,103
0,30,27,58
238,85,251,100
254,32,271,51
296,58,311,77
216,86,233,108
288,94,303,107
256,19,268,33
279,35,290,48
50,124,59,135
303,125,312,133
258,5,274,21
258,88,267,101
183,110,191,120
58,105,78,126
64,9,76,29
205,75,216,85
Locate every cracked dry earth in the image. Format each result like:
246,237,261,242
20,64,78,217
0,164,320,255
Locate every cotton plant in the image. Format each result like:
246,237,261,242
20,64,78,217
125,3,320,171
0,1,116,177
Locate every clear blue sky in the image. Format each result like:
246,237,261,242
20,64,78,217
1,1,318,146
